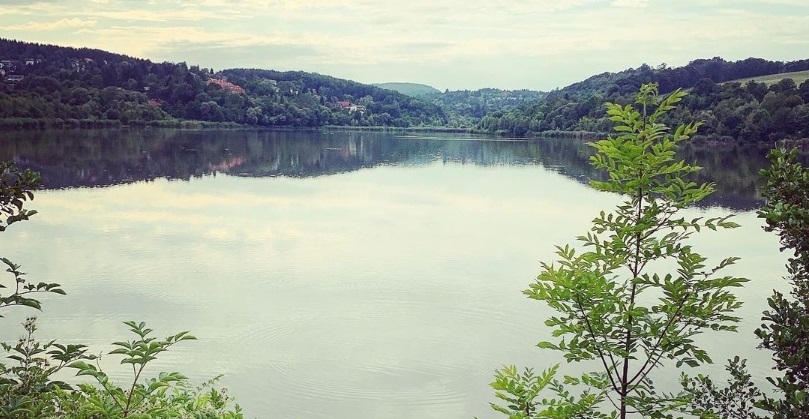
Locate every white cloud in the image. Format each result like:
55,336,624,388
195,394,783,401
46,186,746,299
5,17,96,31
85,7,248,22
612,0,649,7
0,0,807,89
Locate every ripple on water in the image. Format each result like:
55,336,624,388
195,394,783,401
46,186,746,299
215,294,531,412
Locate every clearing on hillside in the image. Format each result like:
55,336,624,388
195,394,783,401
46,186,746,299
724,69,809,86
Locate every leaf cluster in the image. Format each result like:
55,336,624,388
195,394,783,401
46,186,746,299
1,319,242,418
680,356,765,419
0,161,41,232
0,317,93,418
0,258,65,316
67,321,202,418
490,364,614,419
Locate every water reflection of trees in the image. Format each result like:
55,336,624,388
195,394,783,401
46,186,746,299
527,139,774,211
0,129,784,211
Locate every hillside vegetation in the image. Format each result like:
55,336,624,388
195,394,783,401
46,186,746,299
424,88,547,128
2,37,808,142
478,57,809,141
0,38,447,128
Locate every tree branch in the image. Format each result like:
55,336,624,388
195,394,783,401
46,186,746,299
574,294,621,393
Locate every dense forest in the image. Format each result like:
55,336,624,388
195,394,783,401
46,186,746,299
0,38,447,128
423,88,547,128
478,57,809,141
2,38,809,143
374,83,548,128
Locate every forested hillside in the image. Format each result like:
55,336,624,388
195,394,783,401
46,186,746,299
423,88,547,128
479,57,809,141
2,37,808,141
220,69,446,127
371,83,547,128
0,38,447,128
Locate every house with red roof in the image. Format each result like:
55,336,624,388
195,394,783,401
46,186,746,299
207,78,246,94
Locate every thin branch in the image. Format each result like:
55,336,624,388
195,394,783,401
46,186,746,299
95,357,126,412
627,294,689,391
574,294,621,393
124,363,147,416
599,383,622,411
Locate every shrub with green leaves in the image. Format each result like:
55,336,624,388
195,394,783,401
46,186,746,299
64,321,242,418
0,317,93,418
755,146,809,417
0,160,243,418
490,83,748,418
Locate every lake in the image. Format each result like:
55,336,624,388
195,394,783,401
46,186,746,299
0,129,790,418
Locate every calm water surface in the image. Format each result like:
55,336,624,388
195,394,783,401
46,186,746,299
0,129,790,418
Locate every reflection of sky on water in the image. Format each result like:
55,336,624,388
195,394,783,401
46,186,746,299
0,134,789,418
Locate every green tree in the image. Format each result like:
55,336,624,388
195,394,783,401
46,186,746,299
491,83,748,418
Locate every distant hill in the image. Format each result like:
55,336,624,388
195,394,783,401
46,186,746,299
372,84,548,128
2,36,807,141
555,57,809,97
374,82,440,97
221,69,446,127
0,38,447,128
478,56,809,139
427,88,547,128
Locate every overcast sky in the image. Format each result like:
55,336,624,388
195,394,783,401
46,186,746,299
1,0,808,91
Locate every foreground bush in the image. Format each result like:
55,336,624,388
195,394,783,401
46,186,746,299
0,161,242,418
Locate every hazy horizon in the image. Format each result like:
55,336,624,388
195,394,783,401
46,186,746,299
1,0,808,91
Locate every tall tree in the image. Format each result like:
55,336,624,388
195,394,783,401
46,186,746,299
491,83,748,418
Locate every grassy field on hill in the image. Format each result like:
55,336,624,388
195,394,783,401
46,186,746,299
724,69,809,86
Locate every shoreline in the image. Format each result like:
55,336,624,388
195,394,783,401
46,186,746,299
3,120,805,150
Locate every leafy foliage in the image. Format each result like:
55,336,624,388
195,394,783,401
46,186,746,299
65,321,241,418
1,319,243,418
677,146,809,418
0,317,93,418
492,83,748,418
0,258,65,316
0,161,41,232
681,356,765,419
490,365,614,419
0,162,65,315
0,159,242,418
755,146,809,417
